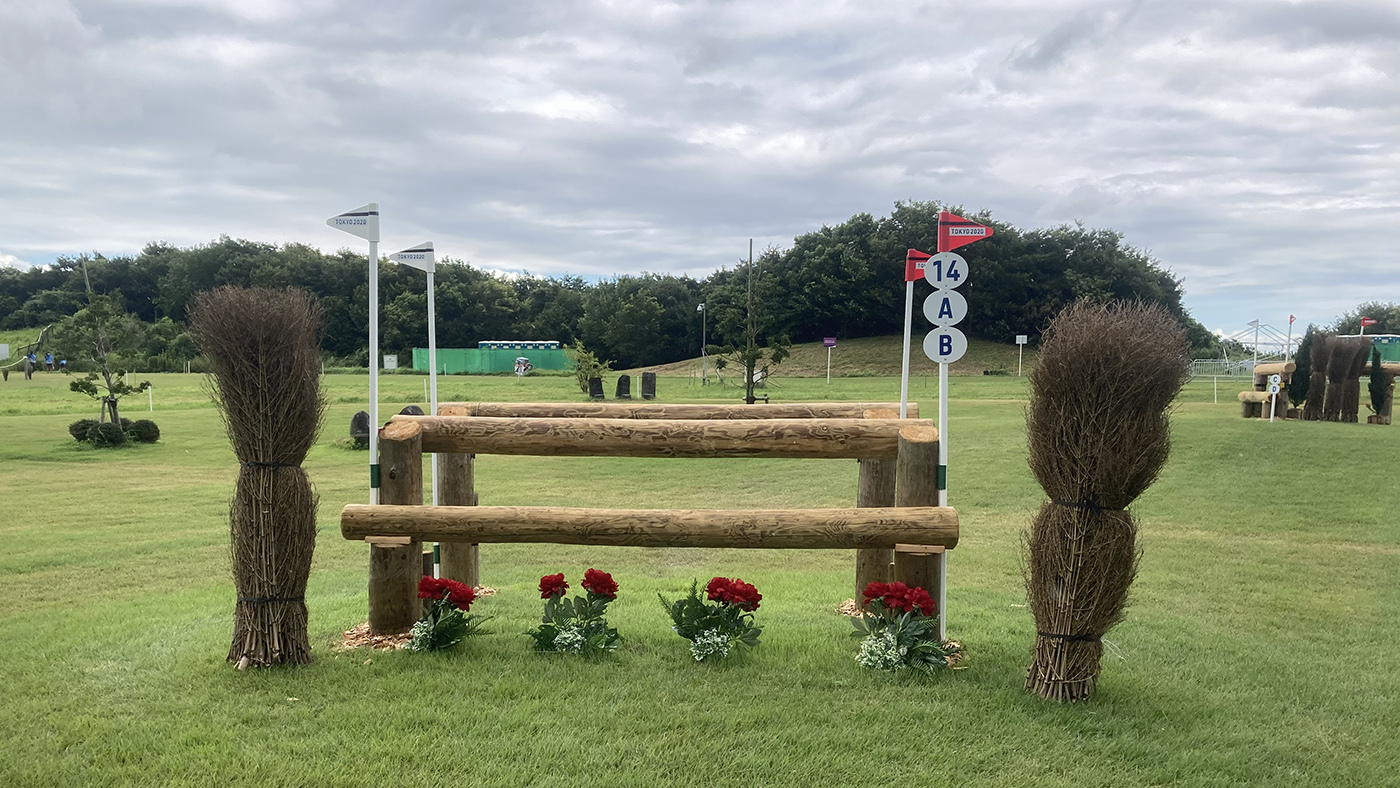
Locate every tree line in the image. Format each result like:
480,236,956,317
0,200,1226,371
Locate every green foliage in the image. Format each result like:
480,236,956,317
126,419,161,444
564,340,612,395
525,592,620,656
660,581,762,662
851,604,960,672
59,293,151,424
85,421,127,447
1367,347,1388,416
1332,302,1400,335
68,419,98,442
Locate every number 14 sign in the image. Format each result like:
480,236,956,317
922,252,969,363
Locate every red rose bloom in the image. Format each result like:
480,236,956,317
581,568,618,599
418,575,449,599
905,586,936,617
723,578,762,611
443,578,477,610
862,582,890,607
705,577,731,601
539,573,569,599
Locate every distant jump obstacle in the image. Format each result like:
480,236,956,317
339,402,960,636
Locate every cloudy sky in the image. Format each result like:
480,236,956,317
2,0,1397,334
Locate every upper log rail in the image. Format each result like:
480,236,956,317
342,504,959,549
386,416,935,459
436,401,919,419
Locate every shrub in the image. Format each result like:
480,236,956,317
86,421,128,447
69,419,99,442
120,417,133,431
127,419,161,443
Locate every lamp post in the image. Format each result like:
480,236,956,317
697,302,707,385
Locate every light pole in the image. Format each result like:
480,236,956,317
697,302,707,385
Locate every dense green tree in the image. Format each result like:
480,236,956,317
56,293,150,425
1332,302,1400,335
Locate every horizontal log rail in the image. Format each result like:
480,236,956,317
1237,391,1273,403
1252,361,1296,376
437,401,918,419
386,416,935,459
342,504,959,549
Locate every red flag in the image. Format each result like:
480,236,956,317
1289,314,1296,325
937,211,993,252
1361,317,1377,326
905,248,931,282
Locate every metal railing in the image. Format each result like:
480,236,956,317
1190,359,1256,378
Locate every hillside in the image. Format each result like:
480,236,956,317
626,334,1036,378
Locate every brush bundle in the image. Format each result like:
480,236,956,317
189,287,325,667
1023,300,1190,701
1303,334,1330,421
1341,338,1371,423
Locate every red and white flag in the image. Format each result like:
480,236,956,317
1361,317,1377,327
937,211,993,253
1289,314,1296,325
905,249,932,282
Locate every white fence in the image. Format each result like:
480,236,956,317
1190,359,1257,378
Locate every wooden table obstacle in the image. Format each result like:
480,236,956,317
347,408,956,636
1240,361,1294,419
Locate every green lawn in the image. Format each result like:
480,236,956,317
1,371,1395,787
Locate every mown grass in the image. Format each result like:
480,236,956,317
0,372,1396,786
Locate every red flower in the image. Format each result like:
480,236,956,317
418,576,448,599
539,573,569,599
724,578,762,611
862,582,890,607
705,577,731,602
581,568,618,598
443,578,477,611
708,577,761,611
905,586,936,617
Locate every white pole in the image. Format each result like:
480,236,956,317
1017,343,1023,376
1253,320,1259,365
1286,321,1293,362
148,385,153,412
899,281,914,418
937,359,949,641
700,305,707,385
368,238,379,505
827,345,832,383
1270,390,1276,423
1214,376,1218,404
427,269,439,507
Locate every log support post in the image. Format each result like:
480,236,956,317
368,421,423,635
438,451,479,587
894,424,947,641
855,458,896,596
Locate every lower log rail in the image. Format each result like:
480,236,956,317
342,504,959,550
437,401,919,419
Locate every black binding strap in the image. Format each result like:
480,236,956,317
1037,631,1102,642
237,596,305,604
1050,499,1125,514
240,461,297,469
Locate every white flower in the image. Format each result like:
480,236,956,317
690,628,731,662
405,619,432,653
856,630,907,672
553,623,586,654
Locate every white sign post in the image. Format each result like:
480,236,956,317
327,203,381,504
922,251,969,643
824,337,837,383
1016,335,1028,376
1268,374,1281,423
388,242,439,507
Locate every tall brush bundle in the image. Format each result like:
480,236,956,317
1303,334,1330,421
189,287,325,668
1341,337,1372,423
1023,301,1189,702
1322,337,1353,422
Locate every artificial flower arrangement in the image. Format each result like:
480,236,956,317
661,577,763,662
851,581,961,672
407,576,490,652
525,569,622,656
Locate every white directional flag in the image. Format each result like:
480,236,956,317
326,203,380,242
389,242,435,273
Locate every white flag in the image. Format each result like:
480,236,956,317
326,203,380,242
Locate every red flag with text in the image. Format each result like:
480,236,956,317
905,249,932,282
938,211,993,252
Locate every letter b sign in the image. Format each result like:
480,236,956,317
923,327,968,364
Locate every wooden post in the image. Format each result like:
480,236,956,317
854,406,897,597
894,423,947,640
368,421,423,635
437,451,479,587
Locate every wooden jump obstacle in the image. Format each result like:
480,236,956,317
1239,361,1294,419
344,408,957,635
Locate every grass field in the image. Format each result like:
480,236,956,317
1,370,1396,787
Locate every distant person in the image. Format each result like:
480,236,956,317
45,351,53,372
59,359,67,372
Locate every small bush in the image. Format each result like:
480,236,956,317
69,419,99,442
120,417,134,431
87,422,128,447
127,419,160,443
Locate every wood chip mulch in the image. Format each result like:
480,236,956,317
336,586,497,651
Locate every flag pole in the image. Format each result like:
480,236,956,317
899,280,914,419
368,237,379,505
428,268,439,507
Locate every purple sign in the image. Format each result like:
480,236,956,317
823,337,837,348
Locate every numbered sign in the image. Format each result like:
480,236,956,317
1268,374,1281,385
1268,382,1281,394
923,326,968,364
923,289,968,326
922,252,968,289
